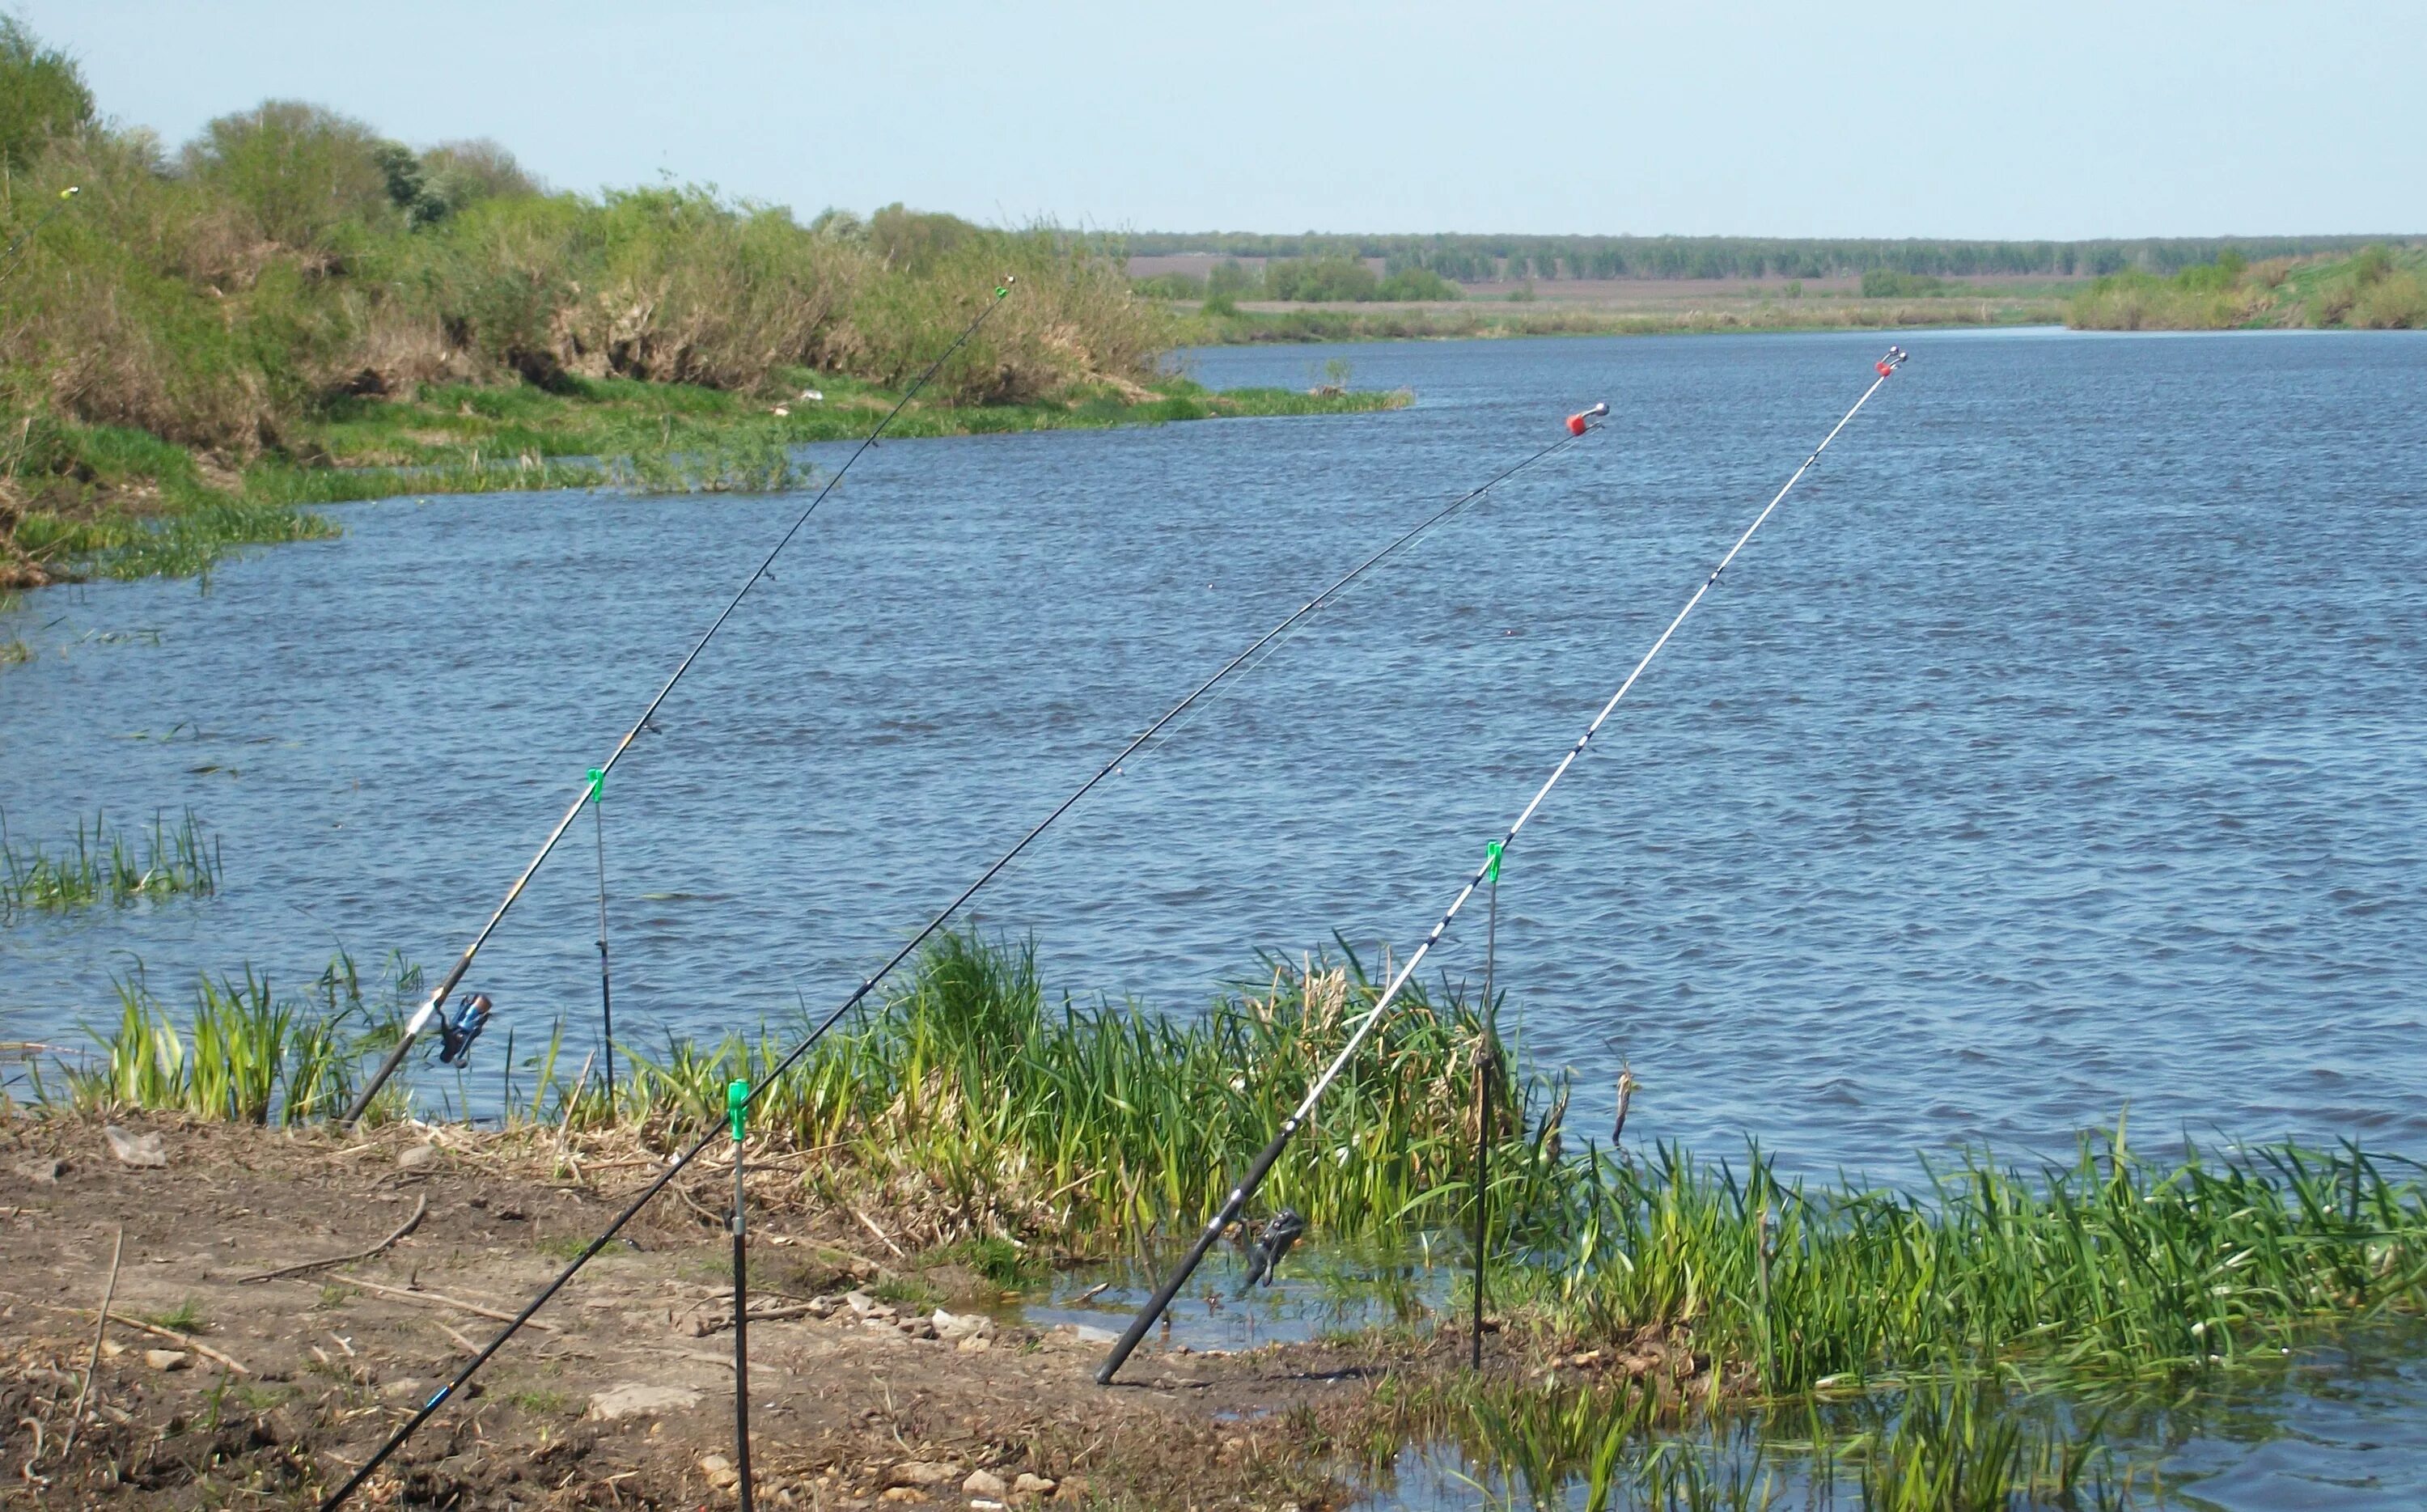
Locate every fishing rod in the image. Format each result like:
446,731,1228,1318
337,277,1020,1127
316,399,1613,1510
0,184,78,294
1095,345,1911,1385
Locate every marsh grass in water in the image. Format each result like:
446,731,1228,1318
1371,1373,2141,1510
28,951,418,1124
0,807,220,914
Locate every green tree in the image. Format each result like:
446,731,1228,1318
0,17,95,171
183,100,394,250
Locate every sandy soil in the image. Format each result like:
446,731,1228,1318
0,1116,1445,1510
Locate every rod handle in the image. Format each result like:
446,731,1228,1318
1096,1116,1299,1383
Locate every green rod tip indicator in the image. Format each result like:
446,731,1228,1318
727,1079,748,1141
1485,840,1504,883
585,767,604,803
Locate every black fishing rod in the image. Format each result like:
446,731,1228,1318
316,400,1612,1510
0,184,78,294
1095,346,1910,1385
337,277,1019,1127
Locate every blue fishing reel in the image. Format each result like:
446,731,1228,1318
435,992,493,1067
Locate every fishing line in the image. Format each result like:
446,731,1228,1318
0,184,78,294
337,277,1019,1126
1131,401,1609,771
316,399,1611,1510
1096,345,1911,1384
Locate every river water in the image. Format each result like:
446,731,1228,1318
5,327,2425,1501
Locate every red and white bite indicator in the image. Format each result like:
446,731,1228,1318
1566,400,1609,436
1874,345,1909,377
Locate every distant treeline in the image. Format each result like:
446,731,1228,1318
1120,231,2417,282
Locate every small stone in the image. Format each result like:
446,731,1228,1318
887,1461,960,1489
700,1453,739,1489
1052,1476,1089,1503
587,1383,702,1420
144,1349,190,1371
15,1156,65,1184
881,1489,925,1503
844,1290,876,1317
972,1502,1005,1510
963,1469,1007,1498
956,1334,992,1353
902,1319,938,1340
396,1143,439,1172
104,1126,167,1168
1012,1473,1057,1499
379,1377,425,1400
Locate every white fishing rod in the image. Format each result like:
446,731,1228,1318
1096,344,1910,1383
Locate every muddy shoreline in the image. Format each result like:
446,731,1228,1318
0,1114,1578,1510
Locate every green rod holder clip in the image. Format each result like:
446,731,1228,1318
585,767,604,803
727,1079,748,1143
1484,840,1504,884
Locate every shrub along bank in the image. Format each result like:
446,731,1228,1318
0,20,1399,588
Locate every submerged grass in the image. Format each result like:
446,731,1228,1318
0,807,220,914
1507,1129,2427,1396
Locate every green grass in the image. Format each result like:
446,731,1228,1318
140,1299,206,1333
1500,1125,2427,1399
36,950,416,1124
0,807,221,915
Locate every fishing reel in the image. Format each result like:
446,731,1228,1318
1874,345,1910,377
435,992,493,1067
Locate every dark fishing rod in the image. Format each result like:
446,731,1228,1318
316,400,1612,1510
0,184,78,294
1096,345,1910,1385
588,768,616,1102
337,277,1019,1127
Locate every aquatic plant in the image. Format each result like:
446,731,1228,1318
40,951,414,1124
0,807,221,914
1510,1127,2427,1396
615,931,1553,1251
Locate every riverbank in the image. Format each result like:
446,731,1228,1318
11,934,2427,1505
1170,285,2067,345
0,374,1408,589
2067,244,2426,331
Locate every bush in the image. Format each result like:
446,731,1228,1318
1266,256,1379,303
1374,266,1460,301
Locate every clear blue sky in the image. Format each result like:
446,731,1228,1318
17,0,2421,239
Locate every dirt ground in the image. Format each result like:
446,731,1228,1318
0,1115,1464,1510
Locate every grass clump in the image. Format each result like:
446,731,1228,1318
613,931,1548,1252
36,951,417,1124
0,807,221,915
